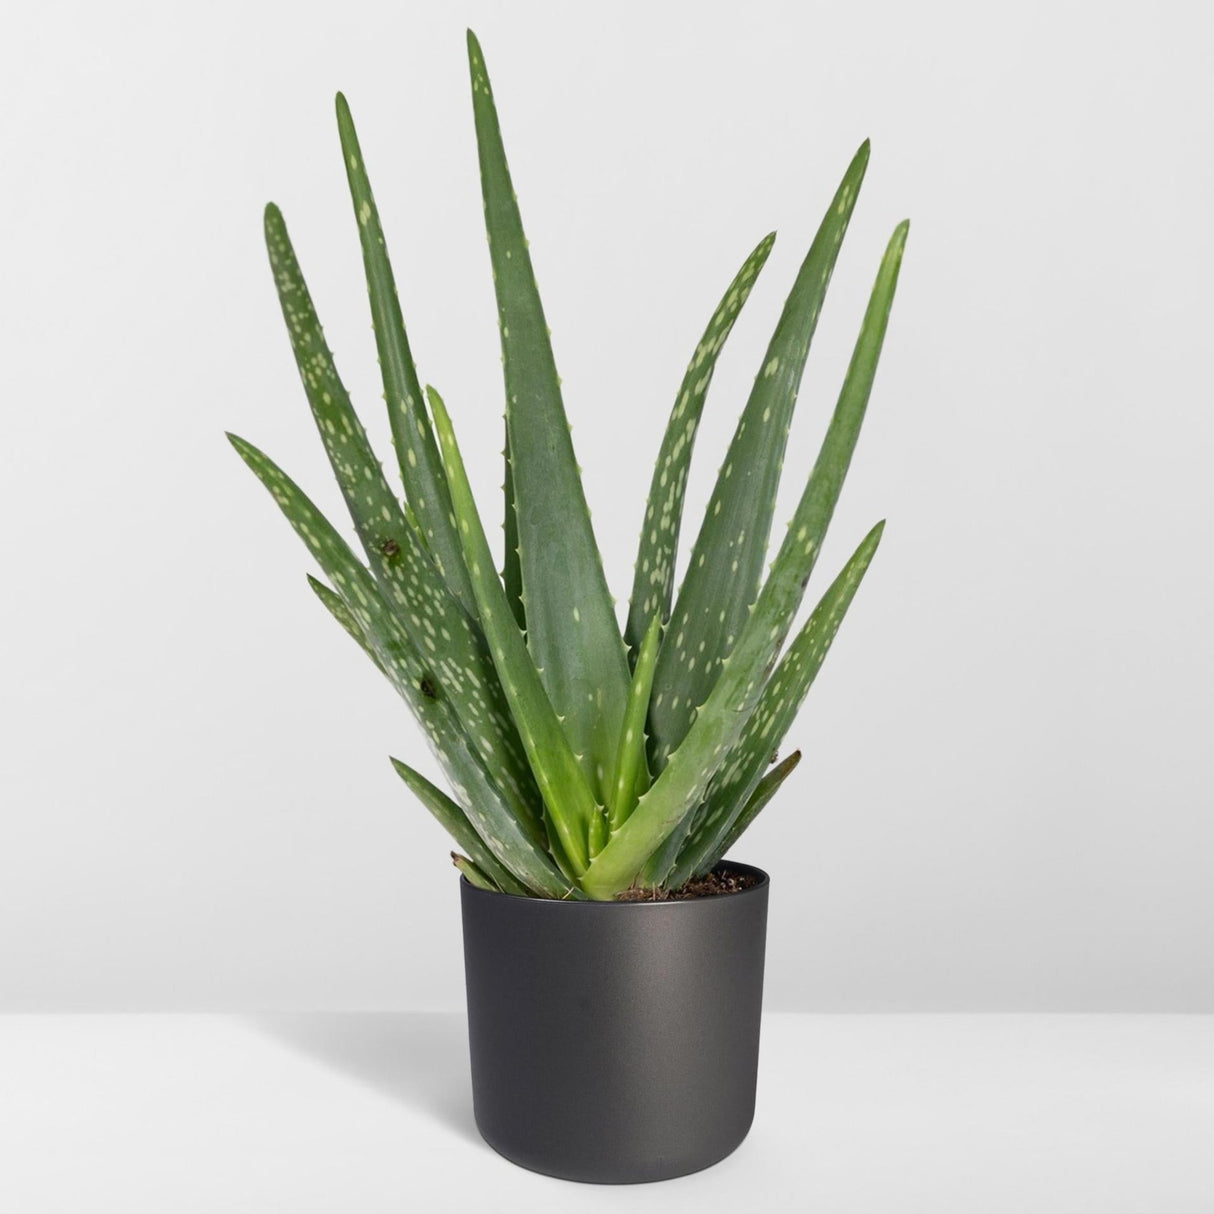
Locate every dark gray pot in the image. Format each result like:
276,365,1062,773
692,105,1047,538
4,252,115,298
460,861,769,1184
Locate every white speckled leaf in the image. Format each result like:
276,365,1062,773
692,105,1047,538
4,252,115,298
307,573,387,674
428,385,603,881
467,30,630,801
333,96,477,618
582,519,884,897
646,520,881,889
647,144,871,774
391,759,530,896
262,204,541,829
624,232,776,661
580,220,908,899
228,433,569,898
704,750,802,874
671,522,886,883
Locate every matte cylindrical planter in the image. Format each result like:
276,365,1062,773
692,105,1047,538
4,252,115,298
460,862,769,1184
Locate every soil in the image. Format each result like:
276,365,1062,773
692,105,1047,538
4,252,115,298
614,866,761,901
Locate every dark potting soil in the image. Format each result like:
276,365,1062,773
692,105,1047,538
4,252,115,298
614,867,761,902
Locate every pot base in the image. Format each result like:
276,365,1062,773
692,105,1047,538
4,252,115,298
474,1113,753,1185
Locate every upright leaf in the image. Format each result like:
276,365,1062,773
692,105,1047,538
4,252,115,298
467,30,630,799
427,385,604,879
606,615,662,834
582,520,884,898
625,232,776,660
333,94,476,616
263,204,540,826
700,750,802,875
635,796,696,890
502,433,524,630
673,523,884,881
648,143,870,772
581,220,908,898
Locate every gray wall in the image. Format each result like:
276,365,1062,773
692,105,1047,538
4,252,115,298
2,0,1211,1011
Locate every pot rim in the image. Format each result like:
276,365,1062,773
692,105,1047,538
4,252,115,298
460,859,769,907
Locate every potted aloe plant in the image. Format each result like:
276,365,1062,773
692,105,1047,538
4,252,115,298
230,30,907,1184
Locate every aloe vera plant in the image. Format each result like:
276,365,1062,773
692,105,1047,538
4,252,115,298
230,30,908,901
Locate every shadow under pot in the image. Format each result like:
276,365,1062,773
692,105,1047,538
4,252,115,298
460,861,769,1184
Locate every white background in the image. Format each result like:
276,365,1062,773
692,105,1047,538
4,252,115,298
2,0,1211,1012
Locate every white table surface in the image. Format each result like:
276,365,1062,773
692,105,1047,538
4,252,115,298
1,1013,1211,1212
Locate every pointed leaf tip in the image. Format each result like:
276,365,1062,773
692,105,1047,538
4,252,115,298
226,431,255,459
424,384,446,424
263,202,285,243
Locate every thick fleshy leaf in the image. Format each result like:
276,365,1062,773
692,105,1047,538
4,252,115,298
427,385,604,879
307,573,386,674
672,523,885,882
262,204,540,825
606,614,662,835
582,519,884,898
333,95,476,616
647,143,871,772
701,750,802,874
228,433,569,898
451,852,498,891
581,220,907,898
467,30,630,799
502,434,524,630
392,758,529,896
624,232,776,660
635,798,695,890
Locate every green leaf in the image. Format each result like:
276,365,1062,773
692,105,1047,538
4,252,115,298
467,30,630,800
391,758,529,896
580,220,907,898
582,520,884,898
307,573,387,674
647,143,871,773
635,800,695,891
262,203,541,830
228,432,570,899
451,852,499,891
605,614,662,836
333,95,477,617
502,433,524,630
704,750,802,872
427,384,604,880
624,232,776,660
672,522,885,883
